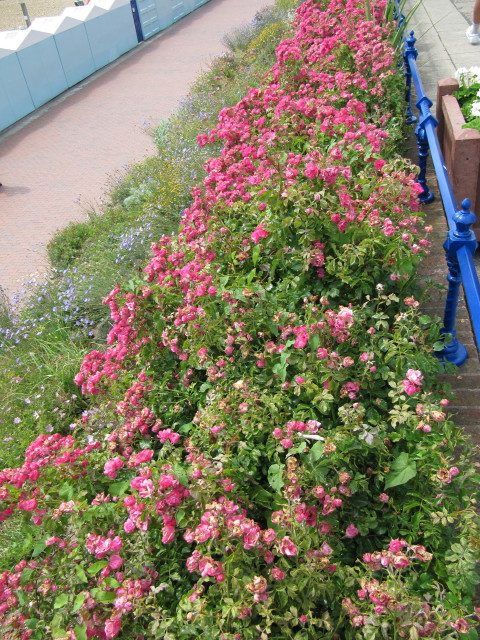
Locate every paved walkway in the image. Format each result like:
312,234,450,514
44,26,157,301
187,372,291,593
407,0,480,443
0,0,269,297
407,0,480,102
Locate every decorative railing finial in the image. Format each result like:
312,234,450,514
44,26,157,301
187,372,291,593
453,198,477,238
405,31,418,59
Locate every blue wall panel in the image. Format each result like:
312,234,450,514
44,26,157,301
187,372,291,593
17,38,68,108
152,0,172,30
85,6,138,70
153,0,187,30
171,0,187,22
0,0,212,132
0,54,35,131
55,25,96,88
136,0,162,39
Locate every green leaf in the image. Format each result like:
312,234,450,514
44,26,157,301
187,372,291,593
75,565,88,583
253,486,275,508
72,593,86,613
268,463,284,492
287,441,307,456
272,360,288,382
20,568,34,585
74,626,87,640
252,244,261,266
385,453,417,489
91,588,116,603
178,422,194,434
87,560,108,576
108,480,130,497
58,481,74,501
25,619,38,630
53,593,69,609
308,441,324,463
391,452,409,470
51,613,64,633
31,540,46,558
172,463,189,487
104,577,120,589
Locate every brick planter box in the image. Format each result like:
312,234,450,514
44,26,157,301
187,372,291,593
436,78,480,235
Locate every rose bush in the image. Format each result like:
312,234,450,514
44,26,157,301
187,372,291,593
0,1,478,638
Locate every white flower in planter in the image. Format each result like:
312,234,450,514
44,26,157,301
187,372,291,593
455,66,480,87
470,100,480,117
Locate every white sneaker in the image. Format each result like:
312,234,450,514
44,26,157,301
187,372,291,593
466,25,480,45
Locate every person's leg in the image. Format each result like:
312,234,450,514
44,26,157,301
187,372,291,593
466,0,480,43
474,0,480,25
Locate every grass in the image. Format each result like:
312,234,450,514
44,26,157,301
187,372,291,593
0,0,299,571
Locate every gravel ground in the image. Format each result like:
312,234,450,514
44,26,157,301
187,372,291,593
0,0,74,31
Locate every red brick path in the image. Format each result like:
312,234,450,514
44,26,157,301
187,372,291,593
0,0,269,296
419,169,480,445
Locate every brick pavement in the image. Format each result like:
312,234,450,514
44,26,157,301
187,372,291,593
0,0,270,297
418,176,480,446
406,1,480,443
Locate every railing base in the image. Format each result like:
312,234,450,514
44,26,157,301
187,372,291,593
435,337,468,367
419,190,435,204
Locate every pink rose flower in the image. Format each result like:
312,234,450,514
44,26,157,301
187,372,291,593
105,617,121,639
279,536,297,557
388,539,407,553
304,162,319,179
18,498,37,512
406,369,423,386
251,224,270,244
109,555,123,570
104,457,124,479
271,567,286,581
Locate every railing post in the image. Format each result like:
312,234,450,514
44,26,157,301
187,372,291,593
403,31,417,125
414,121,435,203
20,2,31,28
392,0,406,32
403,31,436,203
438,199,478,365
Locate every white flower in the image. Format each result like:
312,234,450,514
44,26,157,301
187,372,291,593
455,66,467,82
455,66,480,88
471,101,480,117
470,65,480,83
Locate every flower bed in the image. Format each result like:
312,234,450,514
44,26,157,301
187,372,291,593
0,1,478,639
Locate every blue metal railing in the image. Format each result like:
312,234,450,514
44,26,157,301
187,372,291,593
392,2,480,365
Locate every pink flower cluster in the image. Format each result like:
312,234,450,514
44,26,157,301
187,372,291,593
85,532,122,559
0,434,99,523
186,550,225,582
402,368,424,396
363,539,432,571
272,419,321,449
184,498,265,551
